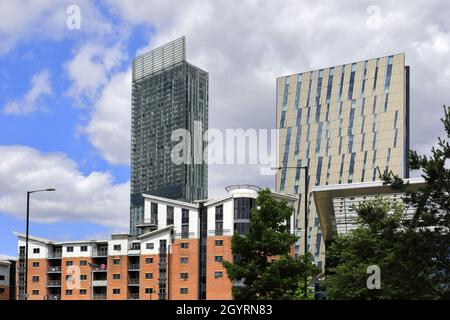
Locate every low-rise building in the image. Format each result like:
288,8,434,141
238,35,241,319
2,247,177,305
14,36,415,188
0,255,16,300
15,185,298,300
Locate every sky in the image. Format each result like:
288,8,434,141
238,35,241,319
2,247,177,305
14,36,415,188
1,0,449,256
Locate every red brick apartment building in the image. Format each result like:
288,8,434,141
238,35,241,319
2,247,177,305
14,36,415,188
15,185,297,300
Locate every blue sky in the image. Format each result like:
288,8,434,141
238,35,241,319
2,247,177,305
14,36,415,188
1,0,450,257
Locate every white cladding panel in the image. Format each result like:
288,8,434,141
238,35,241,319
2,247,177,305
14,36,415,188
18,238,48,259
62,243,92,258
108,239,129,256
140,232,172,255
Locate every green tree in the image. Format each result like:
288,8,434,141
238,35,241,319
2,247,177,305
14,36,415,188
326,105,450,299
223,189,318,300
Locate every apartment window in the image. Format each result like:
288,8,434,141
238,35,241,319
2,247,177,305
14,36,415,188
113,289,120,295
80,246,88,252
180,243,189,249
0,275,4,281
112,258,120,265
65,290,73,296
80,289,87,295
0,288,4,294
32,276,39,282
145,288,153,294
215,205,223,235
215,240,223,247
80,260,87,266
113,245,121,251
151,202,158,225
66,246,74,253
33,248,40,254
146,243,154,250
66,261,73,266
113,274,121,280
214,256,223,263
145,257,153,264
32,290,39,296
166,206,174,225
145,273,153,279
180,272,189,280
181,208,189,239
180,288,188,294
180,257,188,264
80,274,87,281
32,262,39,267
214,271,224,279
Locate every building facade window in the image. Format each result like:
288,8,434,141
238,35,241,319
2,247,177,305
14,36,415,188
166,206,174,225
215,205,223,235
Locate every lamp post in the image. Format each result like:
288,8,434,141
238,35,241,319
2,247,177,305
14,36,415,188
24,188,55,300
273,165,309,298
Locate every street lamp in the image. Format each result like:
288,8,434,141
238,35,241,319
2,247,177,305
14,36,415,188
273,165,309,298
24,188,55,300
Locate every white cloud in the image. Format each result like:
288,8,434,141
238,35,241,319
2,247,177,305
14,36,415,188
65,43,127,101
2,70,52,115
96,0,450,191
82,69,132,165
0,0,113,54
0,145,129,229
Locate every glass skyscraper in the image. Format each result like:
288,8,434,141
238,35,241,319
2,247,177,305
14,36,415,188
130,37,208,235
276,54,410,268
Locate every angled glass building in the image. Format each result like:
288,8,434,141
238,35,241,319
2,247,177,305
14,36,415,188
130,37,208,235
276,54,410,269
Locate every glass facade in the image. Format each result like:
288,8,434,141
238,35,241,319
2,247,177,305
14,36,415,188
130,37,208,235
276,54,410,267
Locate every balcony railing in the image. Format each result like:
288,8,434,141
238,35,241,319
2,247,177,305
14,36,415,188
208,229,231,236
47,280,61,287
92,280,107,287
128,263,140,271
128,293,140,300
92,265,108,272
47,252,62,259
47,266,62,273
47,294,61,300
158,262,167,269
137,218,158,226
93,294,107,300
92,249,108,257
128,279,140,286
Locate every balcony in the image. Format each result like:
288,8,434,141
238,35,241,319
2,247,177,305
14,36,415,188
128,293,140,300
127,279,139,286
92,280,107,287
93,294,107,300
92,265,108,272
158,262,167,270
47,280,61,287
47,252,62,259
128,263,140,271
47,294,61,300
47,266,61,273
92,248,108,257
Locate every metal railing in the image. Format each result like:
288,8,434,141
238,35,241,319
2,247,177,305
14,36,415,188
128,279,140,285
208,229,231,236
128,263,140,270
128,293,140,300
47,252,62,259
47,280,61,287
47,294,61,300
92,249,108,257
92,265,108,272
47,266,62,273
93,294,107,300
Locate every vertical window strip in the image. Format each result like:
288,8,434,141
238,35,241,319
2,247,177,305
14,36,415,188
384,55,393,94
348,153,356,183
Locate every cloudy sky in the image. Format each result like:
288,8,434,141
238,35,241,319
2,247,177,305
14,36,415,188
0,0,449,256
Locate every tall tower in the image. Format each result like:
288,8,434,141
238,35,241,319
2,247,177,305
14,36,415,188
276,54,410,268
130,37,208,235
